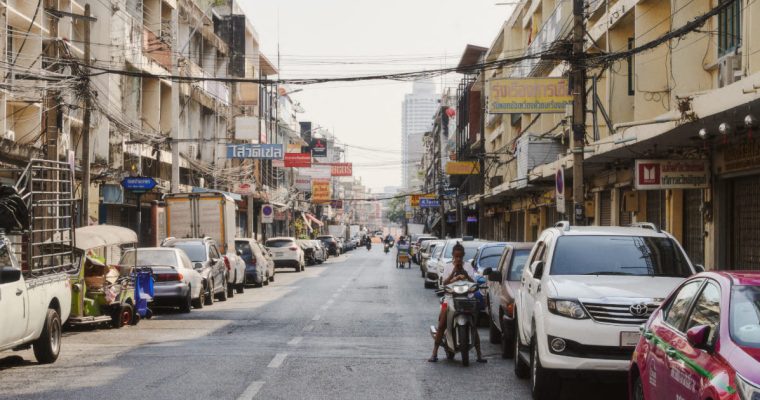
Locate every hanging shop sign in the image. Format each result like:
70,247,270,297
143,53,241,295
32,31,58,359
284,153,312,168
286,143,302,153
410,194,436,207
419,198,441,208
446,161,480,175
261,204,274,224
634,159,709,190
233,182,254,195
295,176,312,192
302,166,331,179
311,138,328,158
227,144,284,160
121,176,157,193
234,116,260,142
487,78,572,114
466,216,478,223
330,200,343,209
715,141,760,175
331,163,353,177
555,168,566,214
312,180,331,203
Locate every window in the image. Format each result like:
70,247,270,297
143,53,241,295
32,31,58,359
528,241,546,273
685,282,721,342
664,280,703,329
627,37,635,95
730,285,760,348
719,0,742,56
508,249,532,281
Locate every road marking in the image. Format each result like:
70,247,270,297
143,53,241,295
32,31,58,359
326,299,334,305
237,380,265,400
268,353,288,368
320,305,329,310
303,324,314,332
287,336,303,346
312,314,321,321
331,293,339,298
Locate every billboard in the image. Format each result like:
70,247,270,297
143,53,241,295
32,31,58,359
234,116,260,142
286,143,302,153
227,144,283,160
311,138,328,158
295,176,312,191
446,161,480,175
302,166,331,179
634,160,709,190
487,78,572,114
331,163,353,177
284,153,311,168
312,180,331,203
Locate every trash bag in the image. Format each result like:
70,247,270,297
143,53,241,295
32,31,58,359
0,185,29,231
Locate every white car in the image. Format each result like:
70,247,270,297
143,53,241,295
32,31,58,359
424,243,445,288
435,238,488,290
120,248,204,311
265,237,305,273
513,222,699,400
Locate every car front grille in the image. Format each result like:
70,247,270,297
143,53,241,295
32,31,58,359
580,301,659,325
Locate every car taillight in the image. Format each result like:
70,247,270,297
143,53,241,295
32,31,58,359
223,256,231,271
289,246,298,251
155,273,182,282
177,272,184,281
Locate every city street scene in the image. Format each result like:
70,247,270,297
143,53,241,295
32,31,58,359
1,0,759,399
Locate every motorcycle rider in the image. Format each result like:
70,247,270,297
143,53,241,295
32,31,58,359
428,242,486,363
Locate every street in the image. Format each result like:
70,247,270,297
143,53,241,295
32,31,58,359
0,248,625,400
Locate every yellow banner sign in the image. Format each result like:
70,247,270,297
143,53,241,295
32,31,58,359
286,143,302,153
446,161,480,175
312,179,331,203
487,78,572,114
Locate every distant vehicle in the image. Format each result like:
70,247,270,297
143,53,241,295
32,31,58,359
419,240,444,279
310,240,328,263
424,244,446,289
265,237,305,272
630,271,760,400
120,247,204,312
470,242,507,314
298,239,325,266
514,222,698,400
162,237,229,305
317,235,341,256
436,239,488,291
481,242,534,358
411,236,437,264
235,239,275,287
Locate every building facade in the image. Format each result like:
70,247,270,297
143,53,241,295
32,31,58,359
401,79,438,190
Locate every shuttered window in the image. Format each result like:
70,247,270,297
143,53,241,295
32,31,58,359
619,190,632,227
730,176,760,269
599,190,612,226
646,191,667,231
682,190,705,266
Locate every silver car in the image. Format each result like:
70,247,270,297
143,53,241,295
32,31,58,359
162,238,229,305
236,239,275,287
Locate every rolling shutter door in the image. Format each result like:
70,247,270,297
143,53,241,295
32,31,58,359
731,176,760,270
646,190,667,231
682,189,704,266
599,190,612,226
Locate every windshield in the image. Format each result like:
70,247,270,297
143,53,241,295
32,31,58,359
443,242,482,260
508,250,531,281
235,241,254,263
266,240,294,248
550,236,692,277
477,245,505,271
169,243,207,262
731,285,760,349
121,249,178,267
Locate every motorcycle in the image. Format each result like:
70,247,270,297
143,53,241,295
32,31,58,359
429,279,484,366
384,242,389,253
366,241,372,251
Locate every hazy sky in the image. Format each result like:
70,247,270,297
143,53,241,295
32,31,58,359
239,1,513,193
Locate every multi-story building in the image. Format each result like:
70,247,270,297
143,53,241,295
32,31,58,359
401,79,438,190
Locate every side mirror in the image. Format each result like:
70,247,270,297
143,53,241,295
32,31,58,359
237,250,243,256
531,261,545,280
686,325,711,350
194,263,203,270
488,271,502,282
695,264,705,273
0,267,22,283
482,267,493,276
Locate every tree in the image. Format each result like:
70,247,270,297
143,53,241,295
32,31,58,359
386,196,406,224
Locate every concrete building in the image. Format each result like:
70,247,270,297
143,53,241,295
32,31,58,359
401,79,438,190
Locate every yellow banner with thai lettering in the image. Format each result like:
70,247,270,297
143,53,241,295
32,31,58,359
487,78,572,114
446,161,480,175
312,179,331,203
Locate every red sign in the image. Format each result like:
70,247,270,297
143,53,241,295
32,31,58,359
285,153,311,168
634,159,708,190
637,162,660,186
331,163,353,176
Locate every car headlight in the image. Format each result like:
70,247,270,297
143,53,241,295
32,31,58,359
547,299,588,319
737,373,760,400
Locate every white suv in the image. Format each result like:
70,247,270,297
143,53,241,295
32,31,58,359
514,222,698,400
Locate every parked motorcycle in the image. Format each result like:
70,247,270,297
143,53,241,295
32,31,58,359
429,280,483,366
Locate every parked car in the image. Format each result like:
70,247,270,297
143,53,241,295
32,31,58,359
310,240,328,263
412,236,437,264
630,271,760,400
256,241,276,281
514,222,698,400
162,237,229,305
424,243,446,289
265,237,305,272
120,247,204,312
235,239,274,287
436,238,488,290
420,240,444,278
317,235,341,256
482,242,534,358
298,239,324,266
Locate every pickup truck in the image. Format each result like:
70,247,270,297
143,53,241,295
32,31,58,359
0,159,76,364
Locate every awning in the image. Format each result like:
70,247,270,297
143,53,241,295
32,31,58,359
302,213,313,232
306,213,324,227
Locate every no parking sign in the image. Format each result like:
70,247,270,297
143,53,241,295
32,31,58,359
261,204,274,224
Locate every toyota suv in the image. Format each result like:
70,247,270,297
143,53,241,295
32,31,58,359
513,222,699,400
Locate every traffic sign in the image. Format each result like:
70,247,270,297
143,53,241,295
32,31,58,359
121,177,157,193
261,204,274,224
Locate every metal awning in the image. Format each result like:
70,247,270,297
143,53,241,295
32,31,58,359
306,213,324,227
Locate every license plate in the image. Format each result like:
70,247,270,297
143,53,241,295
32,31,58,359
275,252,284,257
620,331,640,347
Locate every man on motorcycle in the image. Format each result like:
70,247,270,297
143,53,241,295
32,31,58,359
428,242,486,363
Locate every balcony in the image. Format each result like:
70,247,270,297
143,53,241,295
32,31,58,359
184,60,230,106
143,26,172,71
513,0,572,78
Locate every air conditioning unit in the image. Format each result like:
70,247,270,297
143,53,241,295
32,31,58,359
718,54,742,88
2,130,15,141
515,134,564,189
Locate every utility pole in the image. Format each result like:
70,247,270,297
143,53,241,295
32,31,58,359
170,6,180,193
571,0,587,225
80,4,92,226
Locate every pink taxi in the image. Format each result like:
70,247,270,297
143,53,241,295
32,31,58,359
629,271,760,400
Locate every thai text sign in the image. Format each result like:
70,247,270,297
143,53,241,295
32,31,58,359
716,141,760,175
227,144,283,159
419,198,441,208
331,163,353,177
410,194,436,207
446,161,480,175
312,180,331,203
302,166,331,179
295,176,312,191
285,153,311,168
634,159,709,190
487,78,572,113
286,143,302,153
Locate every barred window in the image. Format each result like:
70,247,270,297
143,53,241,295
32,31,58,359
718,0,742,57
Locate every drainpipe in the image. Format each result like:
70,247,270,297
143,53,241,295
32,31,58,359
612,114,680,133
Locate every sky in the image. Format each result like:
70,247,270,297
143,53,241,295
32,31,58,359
239,0,514,193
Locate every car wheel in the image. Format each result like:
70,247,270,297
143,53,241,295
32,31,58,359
218,280,228,301
33,309,61,364
489,312,501,345
227,275,235,298
236,281,245,294
514,319,529,379
179,289,192,313
632,372,645,400
112,303,134,329
530,336,559,400
501,317,515,359
269,272,275,282
424,280,434,289
192,287,204,309
204,280,214,306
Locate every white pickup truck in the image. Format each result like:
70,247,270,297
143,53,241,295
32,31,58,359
0,159,76,364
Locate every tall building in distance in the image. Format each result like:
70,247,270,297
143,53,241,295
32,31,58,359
401,80,438,190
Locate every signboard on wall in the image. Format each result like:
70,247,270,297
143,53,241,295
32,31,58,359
226,144,283,159
634,159,709,190
311,138,328,158
295,176,312,191
312,180,331,203
446,161,480,175
234,116,260,142
487,78,572,114
285,153,312,168
331,163,353,177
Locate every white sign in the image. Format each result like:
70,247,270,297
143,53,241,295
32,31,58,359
302,166,331,180
261,204,274,224
295,176,312,192
234,117,260,142
233,182,254,195
555,168,566,214
634,160,709,190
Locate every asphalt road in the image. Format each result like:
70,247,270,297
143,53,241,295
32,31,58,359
0,246,626,400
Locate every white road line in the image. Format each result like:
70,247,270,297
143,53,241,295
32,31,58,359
287,336,303,346
303,324,314,332
268,353,288,368
237,380,265,400
312,314,321,321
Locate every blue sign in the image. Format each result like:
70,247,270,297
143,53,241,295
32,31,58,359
227,144,284,160
121,177,157,192
419,198,441,208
